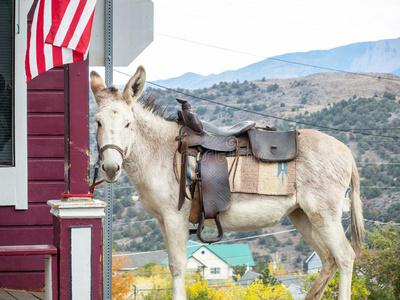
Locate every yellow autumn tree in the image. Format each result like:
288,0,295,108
230,279,294,300
132,274,172,300
301,270,369,299
130,264,172,300
186,276,293,300
268,261,287,276
119,263,294,300
112,249,134,300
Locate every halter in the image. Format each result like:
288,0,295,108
98,144,126,160
90,144,126,193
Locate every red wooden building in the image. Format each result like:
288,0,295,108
0,0,101,297
0,0,153,297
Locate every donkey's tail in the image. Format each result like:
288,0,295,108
350,157,365,250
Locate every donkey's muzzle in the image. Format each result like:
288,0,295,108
102,162,121,182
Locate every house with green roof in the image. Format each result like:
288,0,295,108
162,241,255,280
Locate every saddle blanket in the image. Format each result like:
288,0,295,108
226,156,296,196
183,155,296,196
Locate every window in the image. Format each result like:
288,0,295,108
0,0,28,209
0,0,13,166
210,268,221,275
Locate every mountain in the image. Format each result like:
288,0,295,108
153,37,400,89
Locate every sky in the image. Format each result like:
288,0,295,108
96,0,400,84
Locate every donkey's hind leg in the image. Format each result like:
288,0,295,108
289,208,337,300
309,213,355,300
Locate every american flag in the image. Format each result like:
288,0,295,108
25,0,96,82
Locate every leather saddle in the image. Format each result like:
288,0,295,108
176,98,298,243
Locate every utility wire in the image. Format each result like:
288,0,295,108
113,69,400,140
364,219,400,226
320,128,400,131
94,127,400,133
356,162,400,165
113,229,297,257
360,186,400,189
214,229,297,244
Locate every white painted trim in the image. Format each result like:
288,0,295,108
305,251,317,264
48,199,107,219
0,0,33,209
71,227,92,299
44,255,52,300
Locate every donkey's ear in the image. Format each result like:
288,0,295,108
123,65,146,106
90,71,106,100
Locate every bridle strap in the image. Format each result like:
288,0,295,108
89,144,125,194
98,144,126,160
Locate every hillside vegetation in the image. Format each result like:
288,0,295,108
90,72,400,273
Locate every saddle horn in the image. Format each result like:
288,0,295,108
176,98,203,133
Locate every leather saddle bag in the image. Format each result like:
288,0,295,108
248,129,298,162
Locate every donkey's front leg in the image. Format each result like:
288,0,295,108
158,215,189,300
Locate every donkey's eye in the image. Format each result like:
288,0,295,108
125,123,130,128
97,121,102,127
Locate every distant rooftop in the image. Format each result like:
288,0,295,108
236,270,262,286
162,240,255,267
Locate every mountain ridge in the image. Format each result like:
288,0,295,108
153,37,400,89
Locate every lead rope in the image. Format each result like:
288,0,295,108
61,158,104,198
61,156,104,198
90,156,105,194
90,144,127,194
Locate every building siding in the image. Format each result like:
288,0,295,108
192,247,232,280
306,252,322,273
0,67,65,290
0,1,66,289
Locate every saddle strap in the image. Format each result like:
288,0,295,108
200,151,231,219
178,140,189,211
189,181,202,224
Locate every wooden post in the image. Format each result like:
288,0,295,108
63,61,90,196
48,60,106,299
48,204,105,299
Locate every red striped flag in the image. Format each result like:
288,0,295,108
25,0,96,82
46,0,96,55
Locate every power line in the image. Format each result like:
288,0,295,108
155,32,400,83
113,69,400,140
113,186,135,190
364,219,400,226
113,248,167,257
115,224,359,257
356,162,400,165
113,229,298,257
113,218,351,261
113,218,157,226
360,186,400,189
320,127,400,132
94,127,400,133
214,229,297,244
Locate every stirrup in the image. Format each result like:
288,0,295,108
196,212,224,244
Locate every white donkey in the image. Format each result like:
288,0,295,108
90,66,364,300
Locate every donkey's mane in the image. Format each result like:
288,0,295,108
137,93,178,122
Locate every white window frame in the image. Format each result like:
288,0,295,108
210,267,221,275
0,0,31,209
